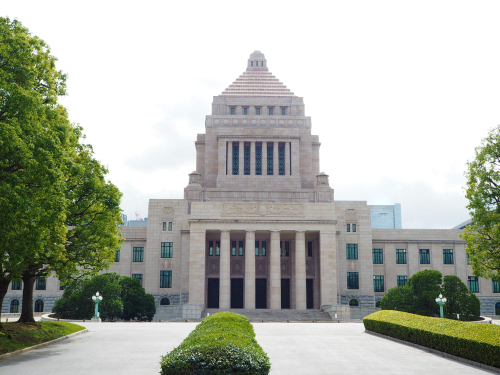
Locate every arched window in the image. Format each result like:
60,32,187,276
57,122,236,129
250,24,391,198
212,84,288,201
10,299,19,313
495,302,500,315
160,297,170,306
34,299,44,312
349,299,359,307
376,301,381,307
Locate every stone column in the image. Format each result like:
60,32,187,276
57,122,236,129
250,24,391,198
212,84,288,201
220,230,231,309
188,228,206,305
262,141,268,176
239,141,244,176
291,139,299,176
227,141,233,176
319,229,337,307
295,231,306,310
285,142,290,176
270,231,281,309
245,231,256,309
218,140,226,177
250,141,256,176
273,142,279,176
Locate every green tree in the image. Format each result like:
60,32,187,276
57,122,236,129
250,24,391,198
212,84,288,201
379,285,414,312
407,270,442,316
120,277,156,321
461,125,500,282
442,275,480,321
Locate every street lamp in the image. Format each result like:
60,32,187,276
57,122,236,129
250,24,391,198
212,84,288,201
91,291,103,322
435,294,447,318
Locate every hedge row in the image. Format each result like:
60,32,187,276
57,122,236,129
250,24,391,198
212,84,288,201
160,312,271,375
363,310,500,368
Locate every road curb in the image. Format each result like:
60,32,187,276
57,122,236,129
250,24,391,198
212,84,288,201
0,328,88,362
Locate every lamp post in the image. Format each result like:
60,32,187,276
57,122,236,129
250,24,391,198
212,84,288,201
435,294,447,318
91,292,103,322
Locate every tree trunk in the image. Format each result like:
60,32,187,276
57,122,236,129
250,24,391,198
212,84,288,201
18,271,36,323
0,279,10,327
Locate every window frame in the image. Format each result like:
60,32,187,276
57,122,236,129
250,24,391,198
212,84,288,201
397,275,407,287
243,107,248,115
115,250,120,262
161,242,173,258
373,249,383,264
374,275,384,292
209,240,214,256
256,107,261,115
11,280,22,290
396,249,407,264
35,276,46,290
346,244,358,260
307,241,313,257
419,249,430,264
269,108,273,115
347,272,359,289
468,276,479,293
10,299,20,313
347,224,350,232
492,280,500,293
168,222,172,231
230,107,235,115
160,270,172,288
443,249,454,265
281,107,286,115
133,247,144,262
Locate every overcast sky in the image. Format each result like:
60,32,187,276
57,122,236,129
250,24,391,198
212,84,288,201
4,1,500,228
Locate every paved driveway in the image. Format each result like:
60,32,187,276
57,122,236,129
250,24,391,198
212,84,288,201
0,322,495,374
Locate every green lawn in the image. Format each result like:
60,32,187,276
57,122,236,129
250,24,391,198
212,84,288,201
0,321,85,355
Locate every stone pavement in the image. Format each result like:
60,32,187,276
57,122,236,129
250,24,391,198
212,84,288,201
0,322,496,375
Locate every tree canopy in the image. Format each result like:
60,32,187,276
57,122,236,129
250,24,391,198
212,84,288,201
461,125,500,282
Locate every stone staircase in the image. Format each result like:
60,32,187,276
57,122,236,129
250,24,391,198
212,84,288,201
201,309,333,322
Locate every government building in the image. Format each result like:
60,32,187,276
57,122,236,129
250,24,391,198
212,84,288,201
3,52,500,319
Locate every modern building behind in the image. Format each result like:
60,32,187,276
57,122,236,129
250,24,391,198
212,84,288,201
369,203,402,229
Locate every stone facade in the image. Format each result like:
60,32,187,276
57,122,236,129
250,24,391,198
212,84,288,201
4,51,500,319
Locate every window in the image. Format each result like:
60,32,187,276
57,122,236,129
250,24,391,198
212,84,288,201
346,244,358,260
419,249,430,264
115,250,120,262
244,144,250,175
231,241,237,256
244,108,248,115
373,249,383,264
467,251,475,265
282,108,286,115
209,241,214,256
496,302,500,315
133,247,144,262
347,224,350,232
36,276,46,290
261,241,266,256
256,108,261,115
353,224,357,232
216,241,220,256
269,108,273,115
10,299,19,313
239,241,244,256
443,249,454,264
255,144,262,175
34,299,44,312
255,241,259,256
280,241,282,256
396,249,406,264
161,242,173,258
168,222,172,231
231,107,235,115
397,276,407,287
278,145,285,175
374,276,384,292
232,143,239,175
160,271,172,288
251,61,253,66
468,276,479,293
283,241,290,257
307,241,313,257
492,280,500,293
163,222,167,231
349,299,359,306
347,272,359,289
11,280,22,290
160,297,170,305
267,144,273,175
132,274,143,286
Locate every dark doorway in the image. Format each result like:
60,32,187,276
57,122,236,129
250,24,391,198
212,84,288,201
306,279,314,309
231,278,244,308
281,279,290,309
255,278,267,309
207,278,219,308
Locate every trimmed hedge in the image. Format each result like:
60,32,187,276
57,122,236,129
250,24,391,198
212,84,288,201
160,312,271,375
363,310,500,368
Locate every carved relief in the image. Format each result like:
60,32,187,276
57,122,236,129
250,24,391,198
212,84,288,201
244,128,273,136
162,207,174,218
256,261,266,275
306,259,314,276
231,260,243,275
221,203,304,217
281,260,290,276
208,260,219,274
345,209,356,220
347,260,357,272
161,259,172,270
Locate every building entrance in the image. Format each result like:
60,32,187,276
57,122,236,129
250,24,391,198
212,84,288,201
207,278,219,308
231,278,244,308
255,278,267,309
306,279,314,309
281,279,290,309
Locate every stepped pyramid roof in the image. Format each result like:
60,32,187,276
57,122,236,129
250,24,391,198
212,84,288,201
221,51,296,97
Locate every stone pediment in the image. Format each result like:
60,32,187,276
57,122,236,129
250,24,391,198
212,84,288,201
221,203,304,217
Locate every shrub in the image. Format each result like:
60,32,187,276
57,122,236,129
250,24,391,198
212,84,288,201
363,310,500,368
442,275,480,321
160,312,271,375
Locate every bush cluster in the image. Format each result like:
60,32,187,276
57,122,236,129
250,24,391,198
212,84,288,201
363,310,500,368
160,312,271,375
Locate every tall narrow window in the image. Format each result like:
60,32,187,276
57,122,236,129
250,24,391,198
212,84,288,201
133,247,144,262
161,242,173,258
353,224,357,232
11,280,22,290
231,241,237,256
160,271,172,288
267,145,273,175
397,275,407,287
216,241,220,256
443,249,454,264
244,108,248,115
256,108,261,115
493,280,500,293
251,61,253,66
347,272,359,289
396,249,407,264
244,144,250,175
278,145,285,175
239,241,244,256
132,274,143,286
115,250,120,262
232,143,239,175
255,144,262,175
468,276,479,293
347,224,350,232
346,244,358,260
163,222,167,231
307,241,313,257
168,222,172,231
374,275,384,292
10,299,19,313
282,107,286,115
255,241,259,256
261,241,266,256
36,276,46,290
269,108,273,115
419,249,430,264
34,299,44,312
373,249,383,264
231,108,235,115
284,241,290,256
280,241,282,256
209,241,214,256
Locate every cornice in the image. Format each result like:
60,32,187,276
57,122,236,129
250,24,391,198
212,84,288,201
372,239,466,244
217,135,300,140
188,219,337,224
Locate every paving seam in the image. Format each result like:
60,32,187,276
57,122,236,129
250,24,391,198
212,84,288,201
0,328,88,362
365,330,499,374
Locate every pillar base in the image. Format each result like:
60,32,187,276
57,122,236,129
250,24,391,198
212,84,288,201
90,318,102,323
